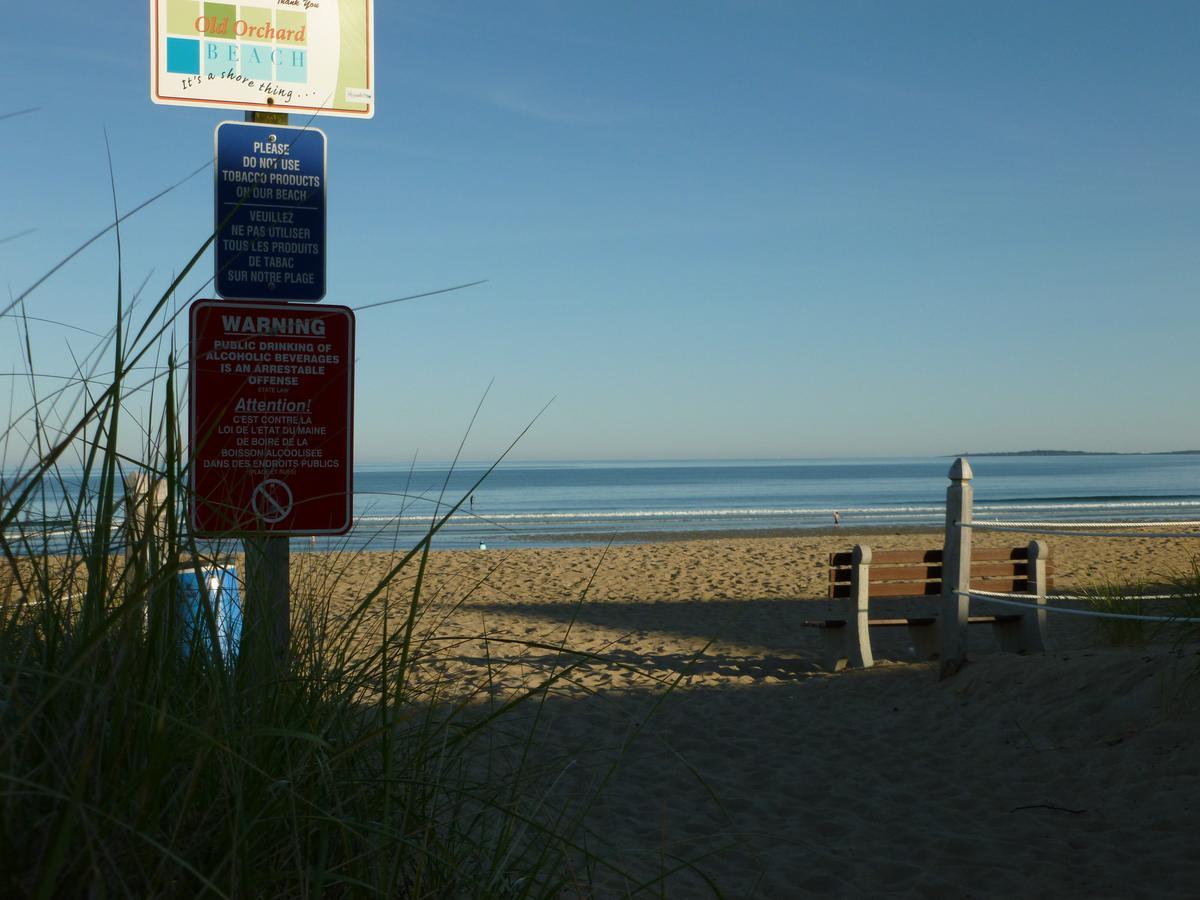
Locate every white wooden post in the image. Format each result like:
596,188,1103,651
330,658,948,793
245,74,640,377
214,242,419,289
122,471,146,629
1022,539,1048,652
123,472,167,591
123,472,146,569
123,471,170,645
940,457,973,678
846,544,874,669
123,472,166,547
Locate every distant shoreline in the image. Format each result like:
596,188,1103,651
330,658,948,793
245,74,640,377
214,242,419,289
510,524,944,545
947,450,1200,457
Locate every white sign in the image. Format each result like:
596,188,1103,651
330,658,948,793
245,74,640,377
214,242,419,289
150,0,374,118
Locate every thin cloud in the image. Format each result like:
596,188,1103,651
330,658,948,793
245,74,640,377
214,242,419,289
44,43,142,70
486,86,640,126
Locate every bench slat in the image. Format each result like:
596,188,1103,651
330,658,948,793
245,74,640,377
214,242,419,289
828,562,1031,585
805,615,1014,629
831,581,940,598
829,547,1033,570
830,577,1033,599
867,564,944,582
969,562,1031,578
829,565,940,584
830,549,943,567
973,547,1032,562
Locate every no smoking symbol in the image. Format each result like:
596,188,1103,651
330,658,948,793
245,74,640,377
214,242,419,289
251,479,294,524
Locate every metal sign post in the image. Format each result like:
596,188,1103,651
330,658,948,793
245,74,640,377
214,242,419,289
243,530,290,669
247,108,292,667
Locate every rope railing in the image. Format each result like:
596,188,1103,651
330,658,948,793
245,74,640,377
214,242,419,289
969,520,1200,529
958,589,1200,624
932,458,1200,675
1038,592,1184,603
958,520,1200,539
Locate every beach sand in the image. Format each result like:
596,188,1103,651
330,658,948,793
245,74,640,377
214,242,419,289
299,529,1200,897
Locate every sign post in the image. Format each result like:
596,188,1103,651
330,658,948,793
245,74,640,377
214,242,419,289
242,534,289,669
153,0,372,667
242,108,299,666
190,297,354,664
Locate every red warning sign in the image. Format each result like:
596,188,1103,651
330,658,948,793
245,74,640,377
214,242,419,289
189,299,354,535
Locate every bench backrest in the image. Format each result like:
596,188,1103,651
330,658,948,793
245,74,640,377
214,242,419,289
827,546,1054,599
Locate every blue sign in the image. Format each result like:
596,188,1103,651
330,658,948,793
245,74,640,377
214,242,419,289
215,121,327,302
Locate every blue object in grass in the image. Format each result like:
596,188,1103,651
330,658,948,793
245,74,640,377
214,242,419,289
176,566,242,663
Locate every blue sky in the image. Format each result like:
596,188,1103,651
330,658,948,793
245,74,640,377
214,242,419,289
2,1,1198,464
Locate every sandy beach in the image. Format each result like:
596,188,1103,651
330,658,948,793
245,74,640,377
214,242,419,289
297,529,1200,897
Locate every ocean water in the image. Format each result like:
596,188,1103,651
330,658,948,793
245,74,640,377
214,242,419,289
343,454,1200,551
15,455,1200,553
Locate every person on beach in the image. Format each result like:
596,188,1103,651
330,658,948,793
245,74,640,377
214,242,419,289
833,510,840,527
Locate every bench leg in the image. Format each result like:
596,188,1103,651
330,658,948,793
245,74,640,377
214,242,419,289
1021,598,1047,653
846,605,874,670
991,606,1048,655
992,617,1023,653
908,621,938,660
821,625,848,672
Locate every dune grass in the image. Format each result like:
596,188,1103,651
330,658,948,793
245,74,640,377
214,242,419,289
1077,558,1200,652
0,168,699,897
1079,580,1151,647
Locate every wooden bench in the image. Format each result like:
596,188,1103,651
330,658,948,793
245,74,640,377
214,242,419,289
808,541,1052,670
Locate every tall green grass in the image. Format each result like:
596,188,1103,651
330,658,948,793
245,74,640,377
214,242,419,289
1079,580,1150,647
1080,561,1200,650
1165,555,1200,660
0,174,677,897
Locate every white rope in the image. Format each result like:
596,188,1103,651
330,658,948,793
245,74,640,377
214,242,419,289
1041,592,1184,602
975,588,1194,603
971,520,1200,529
959,590,1200,624
959,521,1200,539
